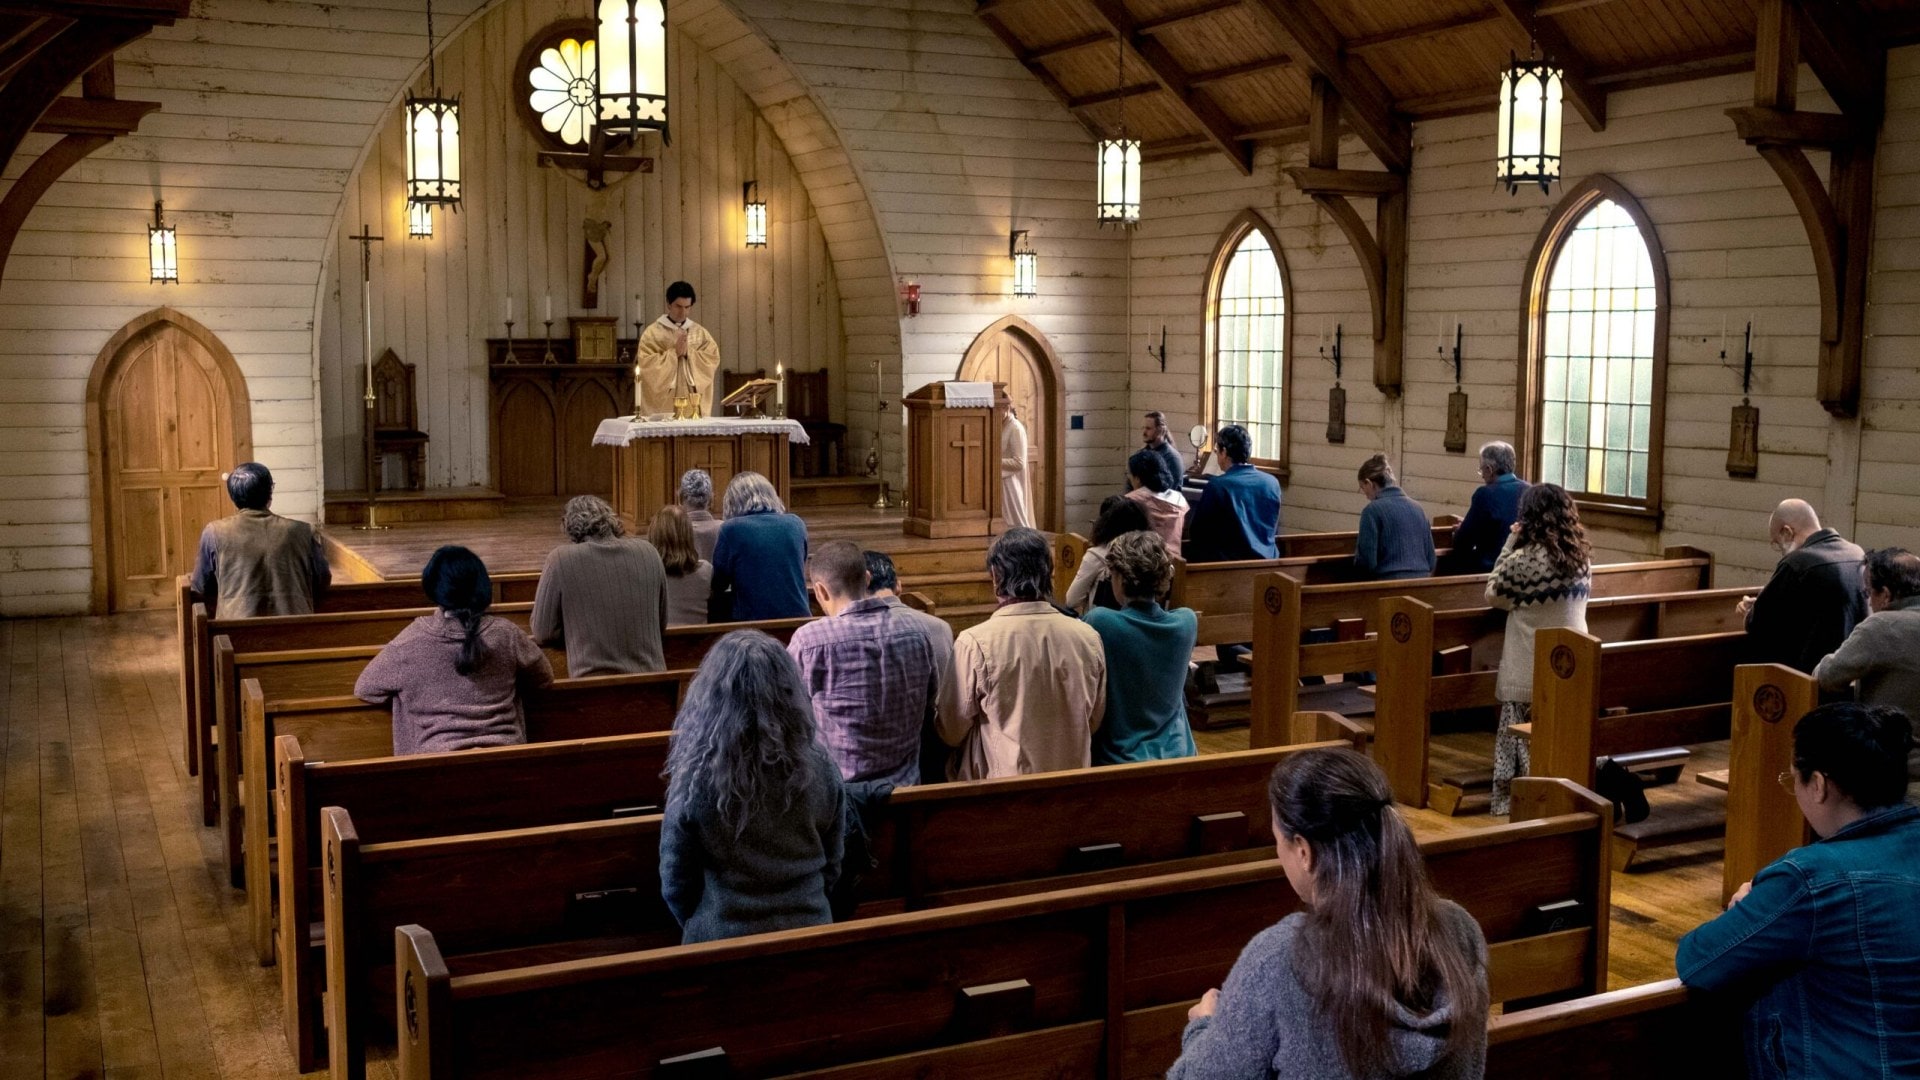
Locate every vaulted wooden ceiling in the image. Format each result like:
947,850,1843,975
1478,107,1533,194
977,0,1920,173
0,0,191,282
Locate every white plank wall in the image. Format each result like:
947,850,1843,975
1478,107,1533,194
318,0,848,490
1130,56,1920,583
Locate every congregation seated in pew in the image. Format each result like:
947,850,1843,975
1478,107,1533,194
531,494,668,676
1185,423,1282,563
1354,453,1438,582
1085,530,1198,765
649,504,712,627
1678,701,1920,1074
1487,482,1593,816
354,545,553,754
709,470,810,621
191,461,331,619
1814,547,1920,782
661,630,845,944
939,527,1106,779
864,548,961,786
1170,748,1490,1080
1443,440,1529,574
1741,498,1868,675
1064,494,1150,614
678,467,723,561
788,540,943,786
1125,445,1189,557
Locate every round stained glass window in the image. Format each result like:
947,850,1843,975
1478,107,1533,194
528,37,597,147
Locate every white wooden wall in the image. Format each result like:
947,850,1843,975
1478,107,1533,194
1131,52,1920,584
318,0,847,490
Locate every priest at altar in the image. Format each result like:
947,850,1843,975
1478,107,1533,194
634,280,724,417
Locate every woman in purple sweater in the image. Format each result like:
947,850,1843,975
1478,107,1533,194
355,545,554,755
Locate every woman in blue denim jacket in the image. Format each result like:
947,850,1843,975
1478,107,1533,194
1676,702,1919,1079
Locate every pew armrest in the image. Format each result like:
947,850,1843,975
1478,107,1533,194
395,924,450,1080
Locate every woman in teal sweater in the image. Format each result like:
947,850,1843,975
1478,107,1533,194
1084,530,1198,764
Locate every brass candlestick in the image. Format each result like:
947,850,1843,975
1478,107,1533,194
502,319,516,364
541,319,556,364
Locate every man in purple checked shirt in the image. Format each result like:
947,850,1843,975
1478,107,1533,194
786,540,942,786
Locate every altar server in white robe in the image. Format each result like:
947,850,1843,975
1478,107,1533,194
634,281,724,417
1001,404,1036,529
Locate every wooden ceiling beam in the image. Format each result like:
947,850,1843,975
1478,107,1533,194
1136,0,1243,34
1535,0,1620,15
0,15,70,85
1241,0,1411,172
1066,81,1160,109
1025,31,1110,61
1348,11,1501,54
1082,0,1252,174
32,94,159,136
1187,55,1291,86
1589,47,1753,89
1489,0,1607,131
977,9,1107,143
1795,0,1883,122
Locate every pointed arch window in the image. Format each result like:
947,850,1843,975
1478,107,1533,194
1520,177,1668,520
1204,211,1291,473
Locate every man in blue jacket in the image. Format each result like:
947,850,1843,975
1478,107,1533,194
1445,441,1529,573
1676,701,1920,1078
1183,425,1280,563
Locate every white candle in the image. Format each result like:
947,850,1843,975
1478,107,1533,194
1720,315,1727,355
775,362,785,408
544,294,552,323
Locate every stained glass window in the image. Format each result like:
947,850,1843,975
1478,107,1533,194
528,37,598,147
1213,229,1287,463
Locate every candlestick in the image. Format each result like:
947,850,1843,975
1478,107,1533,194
542,318,556,364
503,318,517,364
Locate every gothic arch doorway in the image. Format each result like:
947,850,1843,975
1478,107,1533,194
86,308,252,612
958,316,1065,533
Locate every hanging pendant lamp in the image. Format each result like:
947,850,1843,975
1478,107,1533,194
596,0,670,143
405,0,462,211
1096,34,1140,226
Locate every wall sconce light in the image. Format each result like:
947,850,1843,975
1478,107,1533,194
408,201,434,238
743,180,767,248
1009,229,1037,297
901,280,920,318
148,200,178,283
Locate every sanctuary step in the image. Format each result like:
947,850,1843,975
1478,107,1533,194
323,486,505,525
790,475,883,508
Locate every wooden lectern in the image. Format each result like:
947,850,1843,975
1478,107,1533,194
903,381,1007,538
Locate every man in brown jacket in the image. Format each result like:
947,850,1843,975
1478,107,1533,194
938,528,1106,779
189,462,330,619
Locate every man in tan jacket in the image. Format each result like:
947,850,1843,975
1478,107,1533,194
190,462,330,619
938,528,1106,779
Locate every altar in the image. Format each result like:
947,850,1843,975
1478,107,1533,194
593,416,810,526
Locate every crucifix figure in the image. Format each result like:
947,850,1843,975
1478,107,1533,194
581,217,611,309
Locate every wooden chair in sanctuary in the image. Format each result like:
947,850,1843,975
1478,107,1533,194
371,349,428,492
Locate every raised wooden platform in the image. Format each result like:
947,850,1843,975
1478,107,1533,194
323,487,505,526
320,496,954,581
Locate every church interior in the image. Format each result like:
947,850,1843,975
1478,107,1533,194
5,0,1920,1075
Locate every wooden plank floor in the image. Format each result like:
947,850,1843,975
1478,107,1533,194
0,611,1725,1078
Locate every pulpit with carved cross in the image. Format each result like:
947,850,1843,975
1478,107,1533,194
903,380,1008,538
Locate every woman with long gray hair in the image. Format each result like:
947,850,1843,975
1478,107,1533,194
709,471,810,621
660,630,845,943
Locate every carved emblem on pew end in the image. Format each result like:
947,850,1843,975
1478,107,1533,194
326,847,335,890
1058,543,1075,569
1754,684,1787,723
404,969,418,1040
1390,612,1412,644
1263,586,1283,615
1549,645,1576,680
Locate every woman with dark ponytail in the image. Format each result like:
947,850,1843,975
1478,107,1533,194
1169,747,1489,1080
355,545,554,755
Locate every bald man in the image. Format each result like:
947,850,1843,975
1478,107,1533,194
1739,499,1868,674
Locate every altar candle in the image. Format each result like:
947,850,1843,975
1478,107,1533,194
505,295,513,323
544,294,552,323
1720,315,1727,356
776,362,785,409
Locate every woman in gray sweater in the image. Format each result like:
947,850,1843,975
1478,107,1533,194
1169,748,1488,1080
660,630,844,943
1485,483,1592,815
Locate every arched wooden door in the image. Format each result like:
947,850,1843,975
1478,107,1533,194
87,310,252,612
958,316,1064,532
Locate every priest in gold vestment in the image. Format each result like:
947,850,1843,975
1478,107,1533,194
634,281,723,417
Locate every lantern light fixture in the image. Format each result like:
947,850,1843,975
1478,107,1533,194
148,200,178,284
1495,47,1563,195
1096,138,1141,226
596,0,670,143
408,201,434,238
743,181,767,248
900,280,920,318
1009,229,1037,298
405,0,462,211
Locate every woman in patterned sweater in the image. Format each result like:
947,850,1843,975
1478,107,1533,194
1485,484,1592,815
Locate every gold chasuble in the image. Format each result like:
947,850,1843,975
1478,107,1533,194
634,314,723,417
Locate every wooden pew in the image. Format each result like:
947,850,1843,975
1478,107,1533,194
273,732,673,1071
388,776,1609,1080
1530,627,1748,870
239,671,686,964
1374,587,1748,810
1486,979,1745,1078
1720,664,1815,907
209,616,809,888
1249,547,1716,747
321,735,1365,1078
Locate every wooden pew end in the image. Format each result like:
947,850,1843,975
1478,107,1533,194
394,924,449,1080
